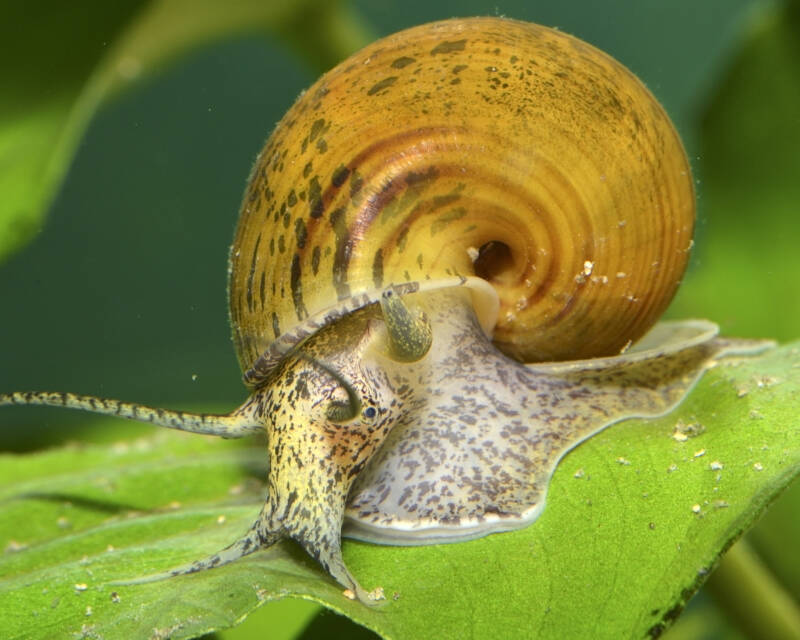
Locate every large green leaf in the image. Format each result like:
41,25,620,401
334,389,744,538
665,3,800,637
0,0,370,262
1,342,797,639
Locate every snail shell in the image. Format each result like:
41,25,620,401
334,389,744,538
229,16,694,372
0,17,770,604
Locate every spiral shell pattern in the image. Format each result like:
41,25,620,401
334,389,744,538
229,17,694,372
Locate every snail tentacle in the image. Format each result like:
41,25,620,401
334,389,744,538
380,288,432,363
0,391,260,438
112,524,271,586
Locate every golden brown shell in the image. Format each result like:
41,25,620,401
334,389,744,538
228,17,694,372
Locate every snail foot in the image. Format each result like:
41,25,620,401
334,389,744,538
305,540,383,606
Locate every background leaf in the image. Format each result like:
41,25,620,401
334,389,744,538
0,0,370,263
666,3,800,636
1,343,798,639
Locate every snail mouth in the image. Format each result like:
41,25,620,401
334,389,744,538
473,241,515,286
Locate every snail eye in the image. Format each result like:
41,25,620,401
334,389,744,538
363,406,377,419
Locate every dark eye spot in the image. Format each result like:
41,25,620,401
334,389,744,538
364,406,377,419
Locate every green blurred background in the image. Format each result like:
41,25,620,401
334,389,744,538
0,0,797,638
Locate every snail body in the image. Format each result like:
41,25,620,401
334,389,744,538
0,18,770,603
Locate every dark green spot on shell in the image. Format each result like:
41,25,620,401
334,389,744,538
329,206,351,299
367,76,398,96
432,190,463,209
245,234,262,313
288,190,297,207
431,206,467,234
295,218,308,249
372,248,384,288
331,165,350,188
310,118,326,141
406,166,439,185
271,312,280,338
290,254,308,320
380,178,430,225
431,39,467,55
350,170,364,199
391,56,416,69
303,161,313,178
397,225,409,252
311,246,321,275
316,138,328,153
309,176,323,218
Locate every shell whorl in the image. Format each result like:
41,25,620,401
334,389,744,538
229,17,694,376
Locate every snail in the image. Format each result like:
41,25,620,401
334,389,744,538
0,17,769,604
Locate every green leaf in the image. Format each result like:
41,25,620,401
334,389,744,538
1,343,797,639
0,0,370,262
665,5,800,636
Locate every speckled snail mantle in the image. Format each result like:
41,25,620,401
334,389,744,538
0,17,769,604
